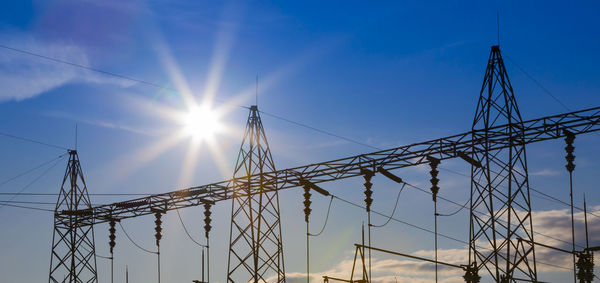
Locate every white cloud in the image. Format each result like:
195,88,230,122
272,205,600,282
0,34,133,102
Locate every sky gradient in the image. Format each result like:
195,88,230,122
1,1,600,282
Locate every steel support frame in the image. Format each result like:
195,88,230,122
66,105,600,226
469,46,536,282
226,106,285,282
49,150,98,283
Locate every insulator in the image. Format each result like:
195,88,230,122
427,156,440,202
362,170,373,212
377,167,403,184
462,263,480,283
154,212,163,247
109,220,116,254
309,183,330,196
576,252,594,282
303,184,312,223
564,130,576,173
203,203,212,238
456,151,482,168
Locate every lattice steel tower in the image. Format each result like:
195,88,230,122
469,46,537,282
227,105,286,282
49,150,98,283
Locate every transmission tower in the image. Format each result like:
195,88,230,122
49,150,98,283
469,46,537,282
227,105,286,282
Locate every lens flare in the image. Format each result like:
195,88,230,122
182,104,223,141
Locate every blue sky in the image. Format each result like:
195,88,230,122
1,1,600,282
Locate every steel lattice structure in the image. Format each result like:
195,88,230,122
469,46,536,282
62,105,600,226
227,106,286,282
49,150,98,283
58,47,600,282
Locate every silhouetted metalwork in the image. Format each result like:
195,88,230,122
62,105,600,227
49,150,98,283
56,48,600,282
154,211,164,283
226,105,286,282
203,202,212,283
427,156,440,283
564,129,577,282
469,45,537,282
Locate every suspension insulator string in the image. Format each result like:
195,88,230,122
427,156,441,283
302,182,312,283
109,219,117,283
361,169,374,282
154,211,163,283
204,202,212,283
564,130,577,283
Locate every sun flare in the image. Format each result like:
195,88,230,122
182,104,223,141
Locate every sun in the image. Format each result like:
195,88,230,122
182,104,223,141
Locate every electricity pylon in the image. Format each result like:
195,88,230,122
49,150,98,283
227,105,286,282
469,46,537,282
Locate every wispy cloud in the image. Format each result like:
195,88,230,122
0,33,134,102
44,111,155,136
530,168,561,176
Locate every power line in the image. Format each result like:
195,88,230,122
1,43,385,155
118,222,157,255
175,207,207,248
439,167,600,220
0,156,65,210
260,110,381,151
0,44,172,92
0,203,53,212
504,54,571,112
370,183,406,228
332,194,470,247
0,153,66,188
401,179,587,250
0,131,68,151
308,195,334,237
0,192,154,196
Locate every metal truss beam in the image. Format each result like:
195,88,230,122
63,105,600,226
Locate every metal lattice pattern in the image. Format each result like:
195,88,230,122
227,106,286,282
64,104,600,226
469,46,537,282
49,150,98,283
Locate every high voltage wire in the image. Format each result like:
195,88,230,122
370,183,406,228
439,167,600,220
0,203,53,212
175,207,207,248
0,131,68,151
259,110,380,151
0,44,173,92
332,192,578,274
0,43,381,152
0,192,153,196
504,53,572,112
308,195,334,237
2,42,596,275
0,156,65,210
402,179,587,250
0,153,66,188
118,221,157,255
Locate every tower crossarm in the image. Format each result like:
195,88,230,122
65,105,600,225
